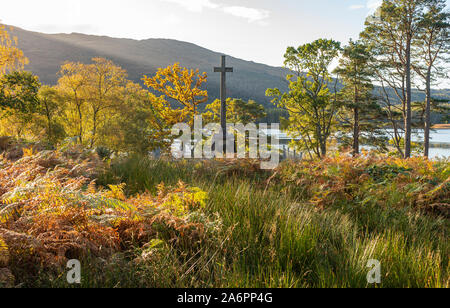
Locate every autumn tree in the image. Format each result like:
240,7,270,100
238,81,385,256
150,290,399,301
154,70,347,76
57,62,89,144
0,24,28,76
84,58,127,148
37,85,65,143
143,63,208,126
0,71,40,138
412,0,449,157
56,58,128,148
361,0,427,158
0,25,31,138
267,39,341,159
334,40,385,156
204,98,266,125
98,82,176,154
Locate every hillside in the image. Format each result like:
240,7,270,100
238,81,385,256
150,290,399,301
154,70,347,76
9,25,290,108
7,25,450,110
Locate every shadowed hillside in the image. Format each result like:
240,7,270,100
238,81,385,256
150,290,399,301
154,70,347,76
7,25,450,110
9,25,290,108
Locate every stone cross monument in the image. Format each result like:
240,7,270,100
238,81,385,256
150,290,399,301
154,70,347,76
214,55,233,153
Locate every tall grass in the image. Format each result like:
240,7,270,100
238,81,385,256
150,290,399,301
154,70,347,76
93,155,449,288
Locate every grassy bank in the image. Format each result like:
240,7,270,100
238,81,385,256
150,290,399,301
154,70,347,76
0,147,449,288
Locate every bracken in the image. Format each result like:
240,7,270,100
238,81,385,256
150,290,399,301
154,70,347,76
0,147,217,285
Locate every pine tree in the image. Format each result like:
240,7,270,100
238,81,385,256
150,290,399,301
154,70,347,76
334,40,385,156
412,0,449,157
361,0,426,158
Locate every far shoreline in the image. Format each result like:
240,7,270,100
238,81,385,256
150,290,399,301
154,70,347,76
432,124,450,129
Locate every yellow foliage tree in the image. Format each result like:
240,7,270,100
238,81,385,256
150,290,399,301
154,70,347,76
147,91,188,150
85,58,127,148
57,58,128,147
57,62,90,144
0,25,29,137
0,24,28,76
99,81,182,153
143,63,208,126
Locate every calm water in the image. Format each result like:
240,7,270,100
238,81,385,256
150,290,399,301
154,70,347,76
395,129,450,159
267,129,450,159
428,147,450,158
411,129,450,144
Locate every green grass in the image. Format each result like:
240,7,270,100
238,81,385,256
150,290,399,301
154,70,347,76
87,156,449,288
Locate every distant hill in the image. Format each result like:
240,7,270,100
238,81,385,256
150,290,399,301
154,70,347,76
7,25,450,111
9,26,291,109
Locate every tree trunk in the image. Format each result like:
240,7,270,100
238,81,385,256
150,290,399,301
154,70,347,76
353,83,359,157
47,116,52,142
45,104,52,142
424,68,432,158
77,106,83,144
353,107,360,156
316,124,325,158
90,110,97,149
320,139,327,158
404,41,412,159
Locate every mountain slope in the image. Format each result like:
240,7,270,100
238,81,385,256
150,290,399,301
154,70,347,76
9,26,290,108
7,26,450,110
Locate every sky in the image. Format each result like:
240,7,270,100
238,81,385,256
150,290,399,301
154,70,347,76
0,0,389,66
0,0,449,72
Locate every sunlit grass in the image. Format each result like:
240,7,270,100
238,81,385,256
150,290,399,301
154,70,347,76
92,154,448,288
0,148,447,288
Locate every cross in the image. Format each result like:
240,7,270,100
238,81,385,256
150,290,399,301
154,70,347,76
214,55,233,153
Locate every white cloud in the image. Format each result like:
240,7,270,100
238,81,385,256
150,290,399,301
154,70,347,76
159,0,270,24
160,0,218,12
367,0,382,11
348,1,382,13
222,6,270,24
349,5,365,10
